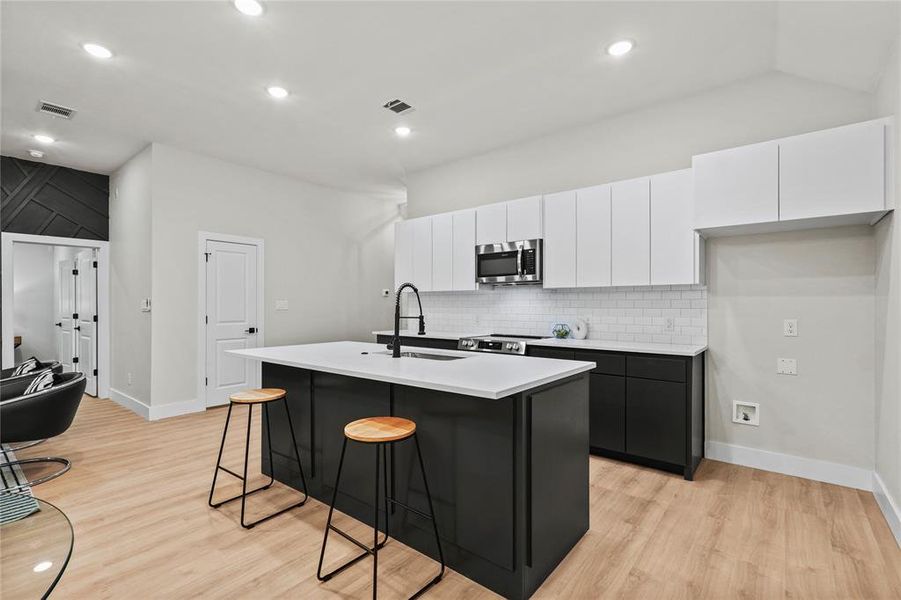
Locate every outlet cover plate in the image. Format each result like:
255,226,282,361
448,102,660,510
777,357,798,375
275,299,289,311
783,319,798,337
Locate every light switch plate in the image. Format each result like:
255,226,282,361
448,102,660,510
275,299,289,311
777,358,798,375
783,319,798,337
664,317,675,333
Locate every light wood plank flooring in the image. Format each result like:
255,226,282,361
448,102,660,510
20,396,901,599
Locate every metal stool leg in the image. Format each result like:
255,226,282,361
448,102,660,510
0,457,70,491
317,438,388,584
208,402,234,507
410,432,446,598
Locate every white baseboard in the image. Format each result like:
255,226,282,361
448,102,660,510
109,387,150,420
109,389,205,421
873,472,901,548
149,398,205,421
705,441,873,491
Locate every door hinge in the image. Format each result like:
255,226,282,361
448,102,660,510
93,315,98,322
93,368,98,376
72,357,79,364
93,260,98,268
205,377,208,386
72,268,78,275
72,313,78,319
204,252,211,262
205,315,208,324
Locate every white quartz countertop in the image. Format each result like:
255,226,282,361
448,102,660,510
372,329,492,341
529,338,707,356
230,341,594,399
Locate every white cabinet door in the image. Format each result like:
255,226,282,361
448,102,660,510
693,140,778,229
651,169,694,285
612,177,650,286
507,195,542,241
431,213,454,292
780,119,886,221
542,191,577,288
476,203,507,245
411,216,433,292
394,220,414,290
576,184,612,288
452,209,477,291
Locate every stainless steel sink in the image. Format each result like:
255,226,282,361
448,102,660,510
374,351,468,361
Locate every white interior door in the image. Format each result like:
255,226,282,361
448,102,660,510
55,258,76,372
75,249,98,396
205,240,260,407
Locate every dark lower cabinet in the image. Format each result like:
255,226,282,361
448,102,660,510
529,344,705,480
625,378,686,465
590,374,625,453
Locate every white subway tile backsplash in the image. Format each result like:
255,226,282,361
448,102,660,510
402,285,708,346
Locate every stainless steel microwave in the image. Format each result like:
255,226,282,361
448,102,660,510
476,239,542,285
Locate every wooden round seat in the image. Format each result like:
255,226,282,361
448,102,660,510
344,416,416,443
228,388,286,404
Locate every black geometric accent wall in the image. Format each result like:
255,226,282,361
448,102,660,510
1,156,109,240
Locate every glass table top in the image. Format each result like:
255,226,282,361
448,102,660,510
0,491,74,599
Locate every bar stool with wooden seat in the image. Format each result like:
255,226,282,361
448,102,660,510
208,388,308,529
317,416,445,599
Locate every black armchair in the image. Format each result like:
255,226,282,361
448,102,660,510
1,358,63,381
1,371,86,491
1,360,64,451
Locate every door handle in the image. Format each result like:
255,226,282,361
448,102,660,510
74,326,81,331
55,322,62,327
516,248,523,276
244,327,257,334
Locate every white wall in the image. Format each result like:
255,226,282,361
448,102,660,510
873,32,901,542
406,72,874,218
404,71,884,481
706,227,875,470
109,146,153,407
149,143,397,408
12,244,56,362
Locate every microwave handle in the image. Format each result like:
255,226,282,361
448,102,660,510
516,248,523,276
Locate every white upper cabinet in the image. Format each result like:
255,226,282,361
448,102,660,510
779,119,886,221
576,184,612,287
693,140,779,230
452,210,477,291
411,216,433,292
431,213,454,292
506,196,543,240
612,177,650,286
394,220,414,291
651,169,695,285
542,191,577,288
476,202,507,245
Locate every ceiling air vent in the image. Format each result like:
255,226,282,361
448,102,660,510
383,99,414,115
36,100,77,119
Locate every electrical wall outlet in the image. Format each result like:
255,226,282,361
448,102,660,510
664,317,675,333
127,372,133,386
140,297,152,312
275,299,289,311
733,401,759,426
777,358,798,375
783,319,798,337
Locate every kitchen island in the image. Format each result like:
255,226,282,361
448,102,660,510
230,341,594,599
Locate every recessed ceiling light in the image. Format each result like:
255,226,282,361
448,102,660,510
82,43,113,59
395,126,411,138
33,134,55,144
266,86,288,99
33,561,53,573
28,149,45,158
606,39,634,57
234,0,263,16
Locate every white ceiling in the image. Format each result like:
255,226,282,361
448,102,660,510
1,1,897,197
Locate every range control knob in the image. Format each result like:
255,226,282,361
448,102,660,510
505,342,513,350
511,343,521,352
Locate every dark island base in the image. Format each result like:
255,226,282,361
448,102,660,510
260,363,590,599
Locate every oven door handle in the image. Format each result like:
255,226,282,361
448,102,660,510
516,248,523,276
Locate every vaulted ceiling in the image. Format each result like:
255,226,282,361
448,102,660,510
1,1,897,197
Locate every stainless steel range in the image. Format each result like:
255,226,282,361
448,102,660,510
457,334,544,356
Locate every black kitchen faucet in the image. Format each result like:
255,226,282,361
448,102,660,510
391,282,426,357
